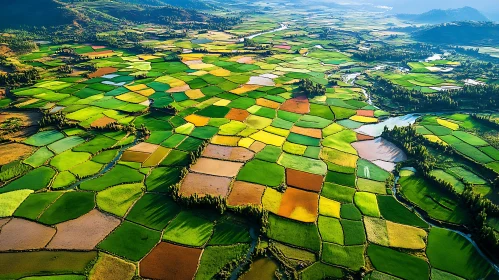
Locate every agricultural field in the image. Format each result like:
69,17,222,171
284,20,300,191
0,0,499,279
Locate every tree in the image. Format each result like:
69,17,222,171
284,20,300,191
298,79,326,97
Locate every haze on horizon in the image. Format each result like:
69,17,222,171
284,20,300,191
329,0,499,20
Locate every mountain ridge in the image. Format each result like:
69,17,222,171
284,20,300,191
397,6,489,24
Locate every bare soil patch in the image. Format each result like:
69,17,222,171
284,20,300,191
279,97,310,114
227,181,265,206
202,144,254,162
91,116,116,128
249,141,266,153
88,67,117,78
352,137,407,163
167,84,191,93
356,133,374,141
290,126,322,138
47,209,121,250
128,142,159,153
190,158,243,177
226,108,250,121
0,218,55,251
286,169,323,192
139,242,202,280
179,173,232,198
0,143,34,165
357,110,374,117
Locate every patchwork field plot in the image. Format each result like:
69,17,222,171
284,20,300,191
0,13,498,279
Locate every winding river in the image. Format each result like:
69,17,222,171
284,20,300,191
69,136,139,190
392,172,499,273
239,23,288,42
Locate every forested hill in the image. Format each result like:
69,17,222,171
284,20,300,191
413,22,499,45
0,0,78,28
0,0,237,30
397,7,488,24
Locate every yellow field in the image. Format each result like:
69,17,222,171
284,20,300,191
250,131,286,146
319,196,341,218
262,187,283,213
437,118,459,130
387,221,427,249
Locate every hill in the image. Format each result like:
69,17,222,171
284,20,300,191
0,0,79,28
413,21,499,45
0,0,236,30
397,6,489,23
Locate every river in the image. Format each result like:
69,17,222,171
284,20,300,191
69,136,139,190
239,23,288,42
392,172,499,274
355,114,420,137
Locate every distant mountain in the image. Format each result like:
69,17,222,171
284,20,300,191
0,0,78,28
413,21,499,45
397,6,489,23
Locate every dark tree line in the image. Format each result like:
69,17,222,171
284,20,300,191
0,68,40,89
370,76,499,112
353,43,437,64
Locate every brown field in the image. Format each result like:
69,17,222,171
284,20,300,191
279,96,310,114
0,218,10,229
0,143,34,165
226,108,250,121
88,67,117,78
290,126,322,138
229,147,255,162
89,253,136,280
85,50,114,58
0,218,56,251
278,187,319,223
179,173,232,198
128,142,160,153
236,57,255,64
121,150,151,163
167,84,191,93
0,111,41,127
202,144,254,162
249,141,266,153
190,158,243,177
356,133,374,141
286,169,324,192
47,209,121,250
142,146,171,167
256,98,280,109
227,181,265,206
91,116,116,128
352,138,407,163
139,242,202,280
356,110,374,117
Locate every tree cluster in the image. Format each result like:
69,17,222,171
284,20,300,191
0,68,40,89
370,76,499,112
298,79,326,98
353,44,436,64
